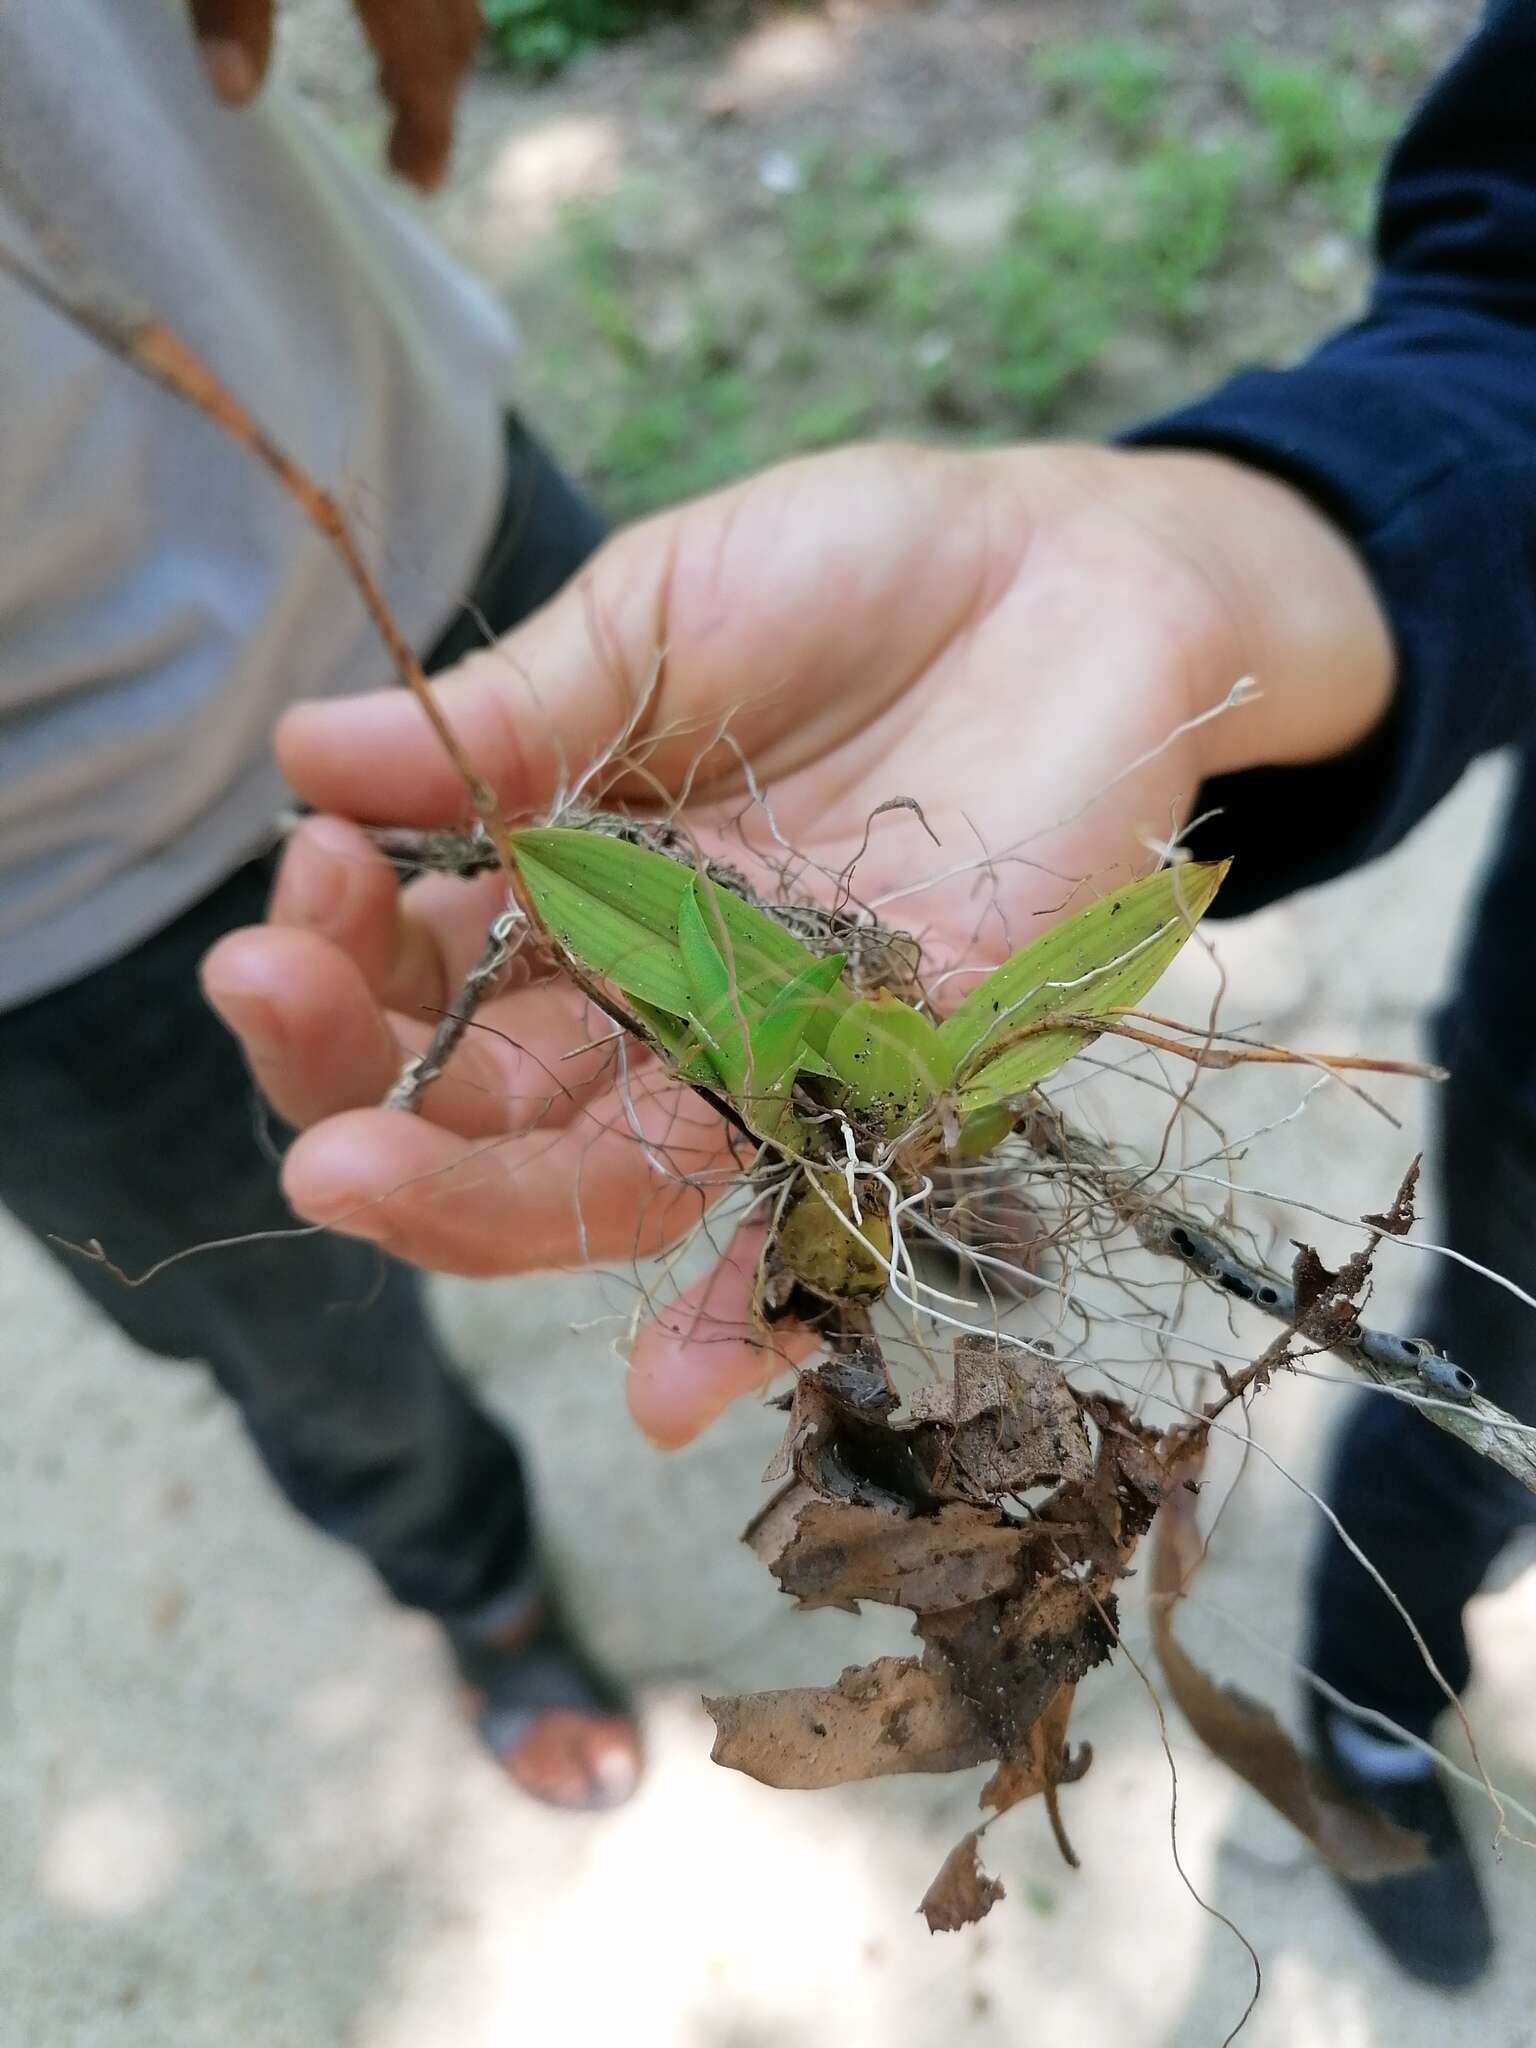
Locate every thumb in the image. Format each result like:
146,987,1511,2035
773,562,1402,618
274,507,680,825
276,442,997,828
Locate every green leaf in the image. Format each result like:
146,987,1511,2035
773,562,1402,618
510,828,853,1039
678,875,847,1100
627,997,718,1084
512,835,693,1012
823,992,956,1134
940,861,1228,1073
949,1103,1015,1160
945,860,1229,1121
627,996,690,1056
957,1027,1101,1117
745,953,847,1081
637,934,844,1146
735,956,848,1142
678,876,733,1020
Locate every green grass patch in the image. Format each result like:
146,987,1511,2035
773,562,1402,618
483,0,679,75
514,29,1426,516
1226,41,1401,225
1034,36,1171,143
787,149,916,313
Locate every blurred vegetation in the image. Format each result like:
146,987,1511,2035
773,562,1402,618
513,17,1440,518
482,0,672,74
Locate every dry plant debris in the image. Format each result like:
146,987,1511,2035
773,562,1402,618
707,1315,1432,1928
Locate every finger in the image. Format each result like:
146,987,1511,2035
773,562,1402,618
186,0,274,104
274,609,638,825
270,815,523,1018
355,0,479,191
210,872,623,1137
202,925,514,1138
280,1075,741,1277
276,446,1003,827
625,1222,816,1448
269,815,445,1013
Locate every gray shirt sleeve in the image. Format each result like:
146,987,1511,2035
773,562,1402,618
0,0,518,1005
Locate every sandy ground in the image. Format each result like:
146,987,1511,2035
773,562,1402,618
5,756,1536,2048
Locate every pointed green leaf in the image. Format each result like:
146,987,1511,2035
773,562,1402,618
509,827,854,1037
823,992,956,1134
956,1026,1100,1116
678,876,733,1021
728,955,848,1142
627,997,718,1084
939,860,1229,1075
740,953,848,1097
678,876,817,1101
512,838,693,1012
950,1103,1015,1160
633,955,843,1148
947,860,1230,1122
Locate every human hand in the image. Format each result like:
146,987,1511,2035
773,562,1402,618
203,440,1392,1442
187,0,481,188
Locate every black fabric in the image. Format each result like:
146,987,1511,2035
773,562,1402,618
1121,5,1536,1761
1306,1043,1536,1735
0,419,606,1618
1308,1696,1494,1989
1124,0,1536,949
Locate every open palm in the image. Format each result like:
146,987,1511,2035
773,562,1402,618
203,440,1388,1440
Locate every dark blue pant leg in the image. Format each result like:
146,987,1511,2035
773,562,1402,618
0,420,605,1617
1307,890,1536,1733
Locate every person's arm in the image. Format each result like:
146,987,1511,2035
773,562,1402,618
1124,0,1536,914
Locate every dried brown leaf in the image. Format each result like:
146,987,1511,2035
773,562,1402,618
749,1482,1028,1613
980,1682,1091,1815
761,1355,938,1511
1290,1243,1334,1319
911,1338,1095,1503
907,1380,954,1426
948,1337,1095,1498
705,1657,994,1789
920,1832,1006,1933
1362,1154,1422,1236
1151,1453,1430,1883
920,1574,1114,1752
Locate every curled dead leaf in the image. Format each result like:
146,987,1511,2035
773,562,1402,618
919,1575,1113,1754
705,1656,993,1789
762,1348,935,1510
1150,1451,1429,1884
980,1682,1090,1816
748,1482,1028,1613
720,1352,1169,1916
938,1335,1094,1498
920,1832,1006,1933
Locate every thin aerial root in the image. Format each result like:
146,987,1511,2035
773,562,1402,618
387,907,526,1112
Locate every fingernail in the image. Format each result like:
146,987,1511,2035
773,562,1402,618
201,37,258,105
